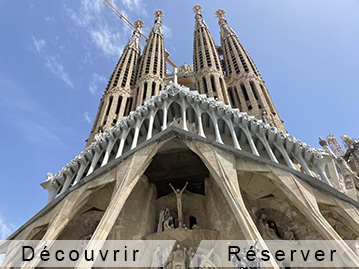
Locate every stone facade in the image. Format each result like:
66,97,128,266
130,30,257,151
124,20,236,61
2,5,359,269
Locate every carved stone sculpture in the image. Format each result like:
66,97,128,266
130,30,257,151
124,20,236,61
199,248,217,269
172,243,186,269
41,172,60,204
150,246,162,269
262,109,276,127
158,207,173,232
169,181,188,227
163,216,174,231
157,207,166,232
284,227,295,240
186,247,194,267
257,214,281,240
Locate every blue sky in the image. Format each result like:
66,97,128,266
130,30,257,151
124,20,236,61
0,0,358,240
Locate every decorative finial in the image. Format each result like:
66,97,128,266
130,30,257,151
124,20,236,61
193,5,203,19
193,5,203,14
215,9,226,19
319,137,327,147
154,10,164,24
134,19,144,30
215,9,227,25
133,19,144,35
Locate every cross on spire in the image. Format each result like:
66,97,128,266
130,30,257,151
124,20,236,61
215,9,227,25
134,19,144,30
133,19,144,34
154,10,164,24
215,9,226,19
192,5,203,19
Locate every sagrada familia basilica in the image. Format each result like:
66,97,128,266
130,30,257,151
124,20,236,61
2,5,359,268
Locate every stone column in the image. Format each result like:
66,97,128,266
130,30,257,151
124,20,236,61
267,167,359,266
75,143,158,269
18,188,93,269
188,140,279,268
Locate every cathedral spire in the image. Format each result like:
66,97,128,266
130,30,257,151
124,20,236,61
216,9,285,131
133,10,166,108
192,5,229,104
86,20,144,147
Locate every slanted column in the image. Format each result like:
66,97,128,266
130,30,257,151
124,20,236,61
131,118,142,150
197,113,205,138
188,141,279,268
41,173,60,204
74,144,158,269
312,153,332,186
293,143,313,176
162,101,168,130
181,99,188,131
225,118,241,150
242,126,259,156
73,149,92,185
86,143,103,176
19,188,93,269
146,109,156,140
241,115,259,156
101,130,119,167
267,168,359,266
209,111,223,144
273,133,296,170
60,167,74,195
116,130,129,158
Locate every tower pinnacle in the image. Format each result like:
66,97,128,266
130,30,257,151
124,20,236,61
192,5,203,16
134,19,144,32
86,19,143,146
154,10,164,24
214,9,226,24
216,9,285,131
192,5,229,104
134,10,166,108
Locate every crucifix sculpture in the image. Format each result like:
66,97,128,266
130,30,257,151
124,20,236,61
169,181,188,228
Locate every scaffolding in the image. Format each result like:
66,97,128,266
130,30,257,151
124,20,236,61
326,133,345,157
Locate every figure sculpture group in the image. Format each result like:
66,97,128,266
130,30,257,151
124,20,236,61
157,182,189,232
257,214,295,240
151,243,195,269
157,207,174,232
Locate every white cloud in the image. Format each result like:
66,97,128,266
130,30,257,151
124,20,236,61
120,0,147,16
65,0,103,28
0,215,15,265
0,254,4,267
32,36,46,52
89,73,107,95
44,55,74,88
0,216,13,240
44,16,54,22
83,112,92,124
162,24,173,39
64,0,147,57
90,27,124,56
20,123,64,147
